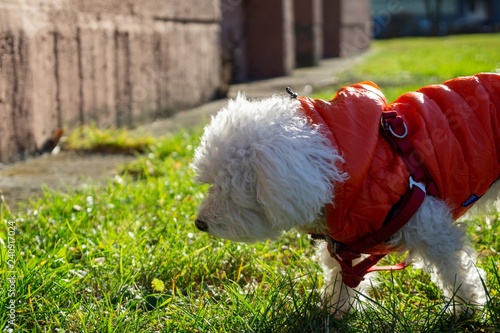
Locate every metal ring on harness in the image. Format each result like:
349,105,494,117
388,122,408,139
380,114,408,139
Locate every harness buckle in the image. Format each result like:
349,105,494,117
326,236,340,254
409,176,426,194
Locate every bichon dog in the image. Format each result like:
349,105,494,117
191,73,500,313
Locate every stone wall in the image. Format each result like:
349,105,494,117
0,0,221,162
219,0,371,80
245,0,295,80
340,0,372,56
294,0,322,67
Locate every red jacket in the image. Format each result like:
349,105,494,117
299,73,500,251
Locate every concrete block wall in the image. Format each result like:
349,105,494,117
340,0,372,56
322,0,341,58
245,0,295,79
0,0,221,162
294,0,322,67
220,0,371,80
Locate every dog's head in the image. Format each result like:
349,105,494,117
191,94,345,242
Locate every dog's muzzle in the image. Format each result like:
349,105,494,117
195,219,208,232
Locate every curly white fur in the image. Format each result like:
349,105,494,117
192,94,495,313
192,94,346,242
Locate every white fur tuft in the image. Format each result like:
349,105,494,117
192,94,346,242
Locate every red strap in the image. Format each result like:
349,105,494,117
330,184,424,288
325,110,433,288
338,255,384,288
367,260,409,273
337,254,409,288
330,183,426,258
380,111,438,196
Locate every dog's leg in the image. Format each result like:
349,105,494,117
394,196,487,312
317,242,374,315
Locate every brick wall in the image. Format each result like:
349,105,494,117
0,0,221,162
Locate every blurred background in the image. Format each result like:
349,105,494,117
373,0,500,38
0,0,499,163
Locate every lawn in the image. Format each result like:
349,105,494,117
1,33,500,332
315,33,500,101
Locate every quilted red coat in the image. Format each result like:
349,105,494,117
299,73,500,250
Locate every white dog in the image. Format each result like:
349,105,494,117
192,73,500,313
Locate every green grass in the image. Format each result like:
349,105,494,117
315,33,500,102
1,33,500,332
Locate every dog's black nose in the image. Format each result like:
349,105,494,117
195,219,208,232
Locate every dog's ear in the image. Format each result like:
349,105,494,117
249,133,345,231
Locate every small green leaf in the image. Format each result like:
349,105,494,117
151,278,165,292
